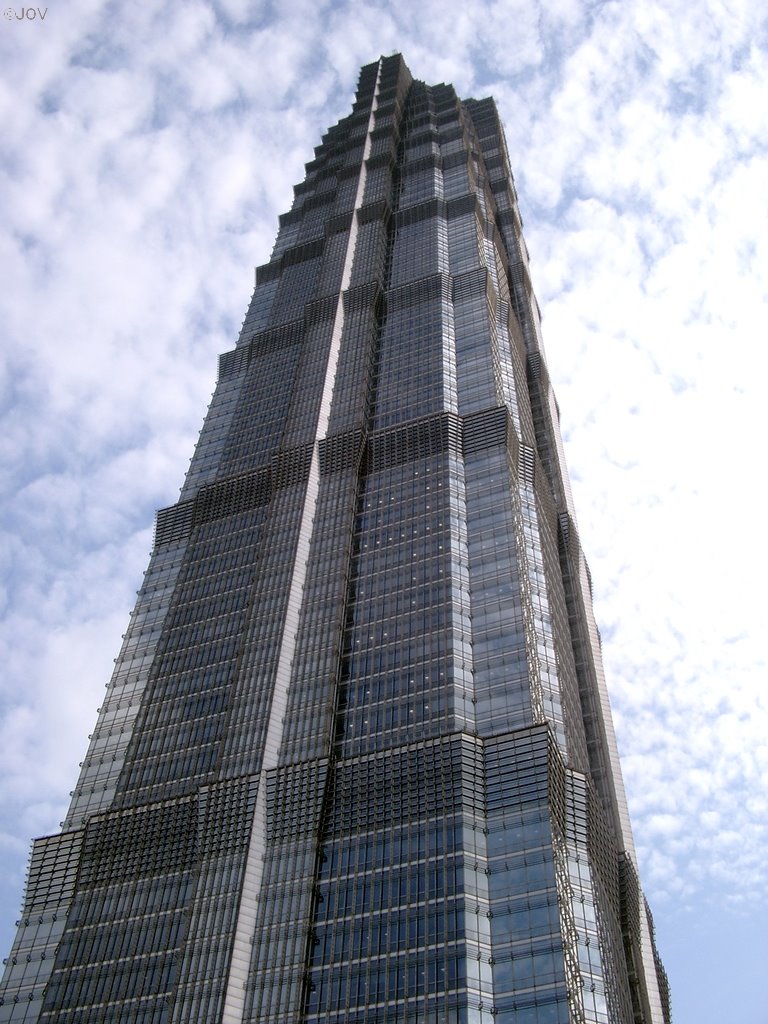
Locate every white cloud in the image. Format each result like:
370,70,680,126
0,1,766,1019
510,0,768,936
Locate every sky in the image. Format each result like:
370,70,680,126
0,1,766,1020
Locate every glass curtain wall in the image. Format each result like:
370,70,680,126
0,55,669,1024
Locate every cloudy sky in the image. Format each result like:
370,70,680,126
1,1,766,1020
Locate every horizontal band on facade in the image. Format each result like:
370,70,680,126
153,407,532,547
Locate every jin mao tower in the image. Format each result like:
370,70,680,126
1,55,669,1024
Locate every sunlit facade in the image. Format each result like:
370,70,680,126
0,54,669,1024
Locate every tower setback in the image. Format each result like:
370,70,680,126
0,54,669,1024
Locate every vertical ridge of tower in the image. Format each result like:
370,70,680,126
0,54,669,1024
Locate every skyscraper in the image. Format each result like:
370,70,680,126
0,52,669,1024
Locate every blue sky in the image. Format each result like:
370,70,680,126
1,1,767,1020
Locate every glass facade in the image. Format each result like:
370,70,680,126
0,54,669,1024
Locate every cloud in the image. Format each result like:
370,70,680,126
498,0,768,925
1,2,767,1018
